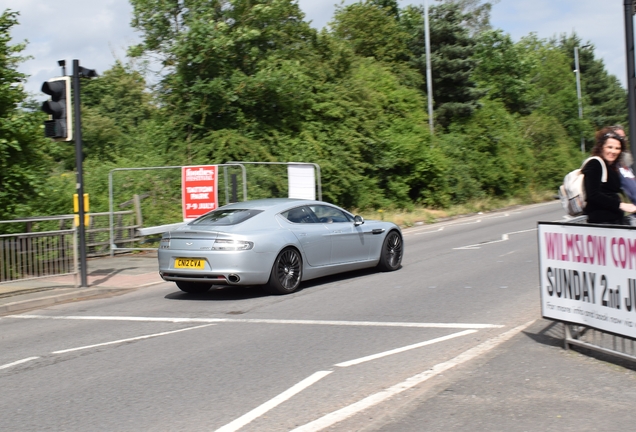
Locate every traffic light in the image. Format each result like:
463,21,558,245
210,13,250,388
41,76,72,141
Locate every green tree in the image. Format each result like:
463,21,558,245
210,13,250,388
473,30,532,114
330,0,409,63
402,2,482,128
435,0,499,35
80,61,156,162
438,100,533,201
556,34,627,135
129,0,318,148
517,35,580,141
0,10,55,221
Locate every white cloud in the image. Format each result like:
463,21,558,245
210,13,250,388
1,0,140,98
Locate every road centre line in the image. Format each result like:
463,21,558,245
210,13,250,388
10,315,504,329
0,356,40,371
334,329,477,368
453,228,537,250
214,371,333,432
408,219,481,235
52,324,215,354
291,320,536,432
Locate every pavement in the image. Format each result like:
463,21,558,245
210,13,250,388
0,252,163,315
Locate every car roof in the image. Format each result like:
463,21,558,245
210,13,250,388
218,198,322,212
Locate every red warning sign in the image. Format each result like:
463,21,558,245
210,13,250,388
182,165,218,221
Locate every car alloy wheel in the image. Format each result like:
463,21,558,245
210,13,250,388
267,247,302,294
377,231,403,271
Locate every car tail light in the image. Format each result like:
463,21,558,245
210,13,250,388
160,237,170,249
212,239,254,251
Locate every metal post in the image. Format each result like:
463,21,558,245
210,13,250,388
625,0,636,169
73,60,88,287
574,47,585,155
424,0,434,134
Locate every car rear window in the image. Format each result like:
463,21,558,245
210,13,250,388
190,209,262,226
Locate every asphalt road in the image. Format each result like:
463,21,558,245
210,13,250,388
2,201,634,431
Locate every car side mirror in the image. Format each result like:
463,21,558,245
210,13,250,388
354,215,364,226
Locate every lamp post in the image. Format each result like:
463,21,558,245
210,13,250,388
625,0,636,169
574,44,590,155
424,0,434,134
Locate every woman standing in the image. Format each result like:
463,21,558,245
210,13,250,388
582,128,636,224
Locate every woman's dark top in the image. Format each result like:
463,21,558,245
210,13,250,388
582,158,623,224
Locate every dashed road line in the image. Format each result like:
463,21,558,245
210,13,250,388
0,356,39,370
454,228,537,250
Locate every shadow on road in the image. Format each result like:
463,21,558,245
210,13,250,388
523,320,636,372
163,267,383,301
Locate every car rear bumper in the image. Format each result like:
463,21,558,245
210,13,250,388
158,249,275,285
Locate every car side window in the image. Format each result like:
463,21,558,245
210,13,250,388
282,206,319,224
309,205,352,223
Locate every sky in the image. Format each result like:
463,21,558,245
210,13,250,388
0,0,630,99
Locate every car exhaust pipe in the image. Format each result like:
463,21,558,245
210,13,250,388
228,274,240,283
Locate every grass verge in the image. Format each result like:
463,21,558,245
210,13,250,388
357,190,557,228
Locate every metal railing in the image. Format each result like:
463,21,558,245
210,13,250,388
0,229,77,284
0,211,139,284
565,324,636,362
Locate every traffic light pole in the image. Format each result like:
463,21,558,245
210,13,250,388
73,59,88,287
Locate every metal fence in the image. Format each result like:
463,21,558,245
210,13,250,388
564,324,636,362
0,210,140,284
0,229,77,284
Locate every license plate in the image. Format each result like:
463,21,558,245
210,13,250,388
174,258,205,269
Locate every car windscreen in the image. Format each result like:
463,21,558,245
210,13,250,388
189,209,263,226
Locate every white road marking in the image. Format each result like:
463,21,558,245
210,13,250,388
290,320,536,432
409,227,444,236
409,219,481,236
0,356,39,371
454,228,536,250
334,329,477,368
9,315,504,329
214,371,333,432
51,324,215,354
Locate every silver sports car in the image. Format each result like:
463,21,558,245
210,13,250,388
158,198,403,294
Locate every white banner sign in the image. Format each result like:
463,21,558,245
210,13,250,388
288,164,316,200
538,222,636,338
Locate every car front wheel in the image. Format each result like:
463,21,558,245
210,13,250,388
267,247,303,295
377,230,403,271
176,281,211,294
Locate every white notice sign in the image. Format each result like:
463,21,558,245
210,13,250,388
288,164,316,200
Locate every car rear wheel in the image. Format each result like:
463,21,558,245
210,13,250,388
176,281,211,294
267,247,303,295
377,230,403,271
